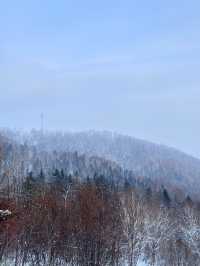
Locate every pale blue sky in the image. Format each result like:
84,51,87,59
0,0,200,157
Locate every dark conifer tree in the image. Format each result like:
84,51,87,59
162,188,171,206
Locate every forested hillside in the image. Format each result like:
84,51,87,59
3,129,200,199
0,130,200,265
0,162,200,265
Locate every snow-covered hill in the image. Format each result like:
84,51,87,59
2,129,200,199
20,130,200,199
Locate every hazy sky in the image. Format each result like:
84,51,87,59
0,0,200,157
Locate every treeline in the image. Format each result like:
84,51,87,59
0,136,153,197
4,128,200,200
0,172,200,266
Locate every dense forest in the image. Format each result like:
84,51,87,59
0,132,200,265
3,129,200,200
1,171,200,265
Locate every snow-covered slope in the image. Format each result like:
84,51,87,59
2,129,200,199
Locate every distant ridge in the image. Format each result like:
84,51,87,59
1,129,200,199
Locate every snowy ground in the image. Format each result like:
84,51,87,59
2,257,149,266
137,261,148,266
124,260,148,266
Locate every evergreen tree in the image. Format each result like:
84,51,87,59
22,172,36,197
162,188,171,206
38,169,45,183
124,178,131,191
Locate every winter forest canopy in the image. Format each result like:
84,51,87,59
0,130,200,265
